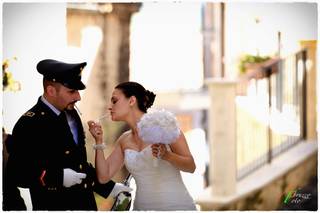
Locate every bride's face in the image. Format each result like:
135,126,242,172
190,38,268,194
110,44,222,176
109,89,131,121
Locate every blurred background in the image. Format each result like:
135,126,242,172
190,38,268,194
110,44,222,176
2,1,318,210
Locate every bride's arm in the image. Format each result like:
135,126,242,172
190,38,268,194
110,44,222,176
88,121,125,184
95,140,124,183
152,131,196,173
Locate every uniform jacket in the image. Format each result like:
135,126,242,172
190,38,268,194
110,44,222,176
7,97,115,210
2,134,27,210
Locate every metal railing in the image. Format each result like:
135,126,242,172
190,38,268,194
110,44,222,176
236,49,307,180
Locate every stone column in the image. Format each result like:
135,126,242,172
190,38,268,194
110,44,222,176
206,78,237,196
66,3,141,167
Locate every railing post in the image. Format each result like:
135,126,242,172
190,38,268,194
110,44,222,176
299,40,317,140
206,78,237,196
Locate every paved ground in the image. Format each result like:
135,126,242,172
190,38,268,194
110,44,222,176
278,176,318,211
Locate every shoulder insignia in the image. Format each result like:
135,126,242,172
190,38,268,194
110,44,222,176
23,111,35,117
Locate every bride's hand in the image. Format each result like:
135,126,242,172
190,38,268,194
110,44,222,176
87,120,103,143
151,143,168,159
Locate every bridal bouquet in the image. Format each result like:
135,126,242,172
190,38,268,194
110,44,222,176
137,109,180,166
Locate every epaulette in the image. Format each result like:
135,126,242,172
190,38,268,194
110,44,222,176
23,111,35,117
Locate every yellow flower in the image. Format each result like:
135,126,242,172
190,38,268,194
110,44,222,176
2,57,20,91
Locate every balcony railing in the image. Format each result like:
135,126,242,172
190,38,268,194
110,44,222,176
236,49,307,180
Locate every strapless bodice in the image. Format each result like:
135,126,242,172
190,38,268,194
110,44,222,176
124,145,196,211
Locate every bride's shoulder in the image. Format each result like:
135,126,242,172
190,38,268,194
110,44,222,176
117,130,132,143
122,130,132,137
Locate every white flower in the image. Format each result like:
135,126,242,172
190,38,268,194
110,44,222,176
137,109,180,144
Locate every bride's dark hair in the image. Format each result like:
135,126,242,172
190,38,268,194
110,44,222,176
115,81,156,113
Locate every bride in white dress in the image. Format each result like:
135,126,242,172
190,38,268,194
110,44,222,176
88,81,196,211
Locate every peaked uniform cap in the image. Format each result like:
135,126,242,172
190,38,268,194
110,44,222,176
37,59,87,90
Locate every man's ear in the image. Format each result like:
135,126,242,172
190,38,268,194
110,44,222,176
129,96,137,107
46,85,57,97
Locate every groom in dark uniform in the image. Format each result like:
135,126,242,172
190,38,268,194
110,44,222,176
6,59,131,210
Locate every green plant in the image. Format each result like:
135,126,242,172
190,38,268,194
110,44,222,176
238,54,270,74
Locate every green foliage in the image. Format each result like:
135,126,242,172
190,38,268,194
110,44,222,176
238,54,270,74
113,197,130,211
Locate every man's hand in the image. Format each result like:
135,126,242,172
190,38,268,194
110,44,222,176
110,183,133,198
63,168,86,188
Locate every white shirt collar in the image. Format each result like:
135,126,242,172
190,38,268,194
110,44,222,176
41,96,61,116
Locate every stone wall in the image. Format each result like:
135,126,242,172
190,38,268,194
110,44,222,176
198,149,317,210
226,154,317,210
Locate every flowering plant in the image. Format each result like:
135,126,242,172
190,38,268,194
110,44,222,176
2,57,20,91
137,109,180,145
238,54,271,74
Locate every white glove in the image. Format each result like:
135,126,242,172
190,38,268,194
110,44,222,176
63,168,87,188
110,183,133,198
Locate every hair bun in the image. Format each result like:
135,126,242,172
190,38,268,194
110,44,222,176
145,90,156,110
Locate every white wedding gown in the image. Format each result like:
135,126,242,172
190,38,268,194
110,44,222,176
124,145,196,211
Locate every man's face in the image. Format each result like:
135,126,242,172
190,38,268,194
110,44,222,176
52,84,81,111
